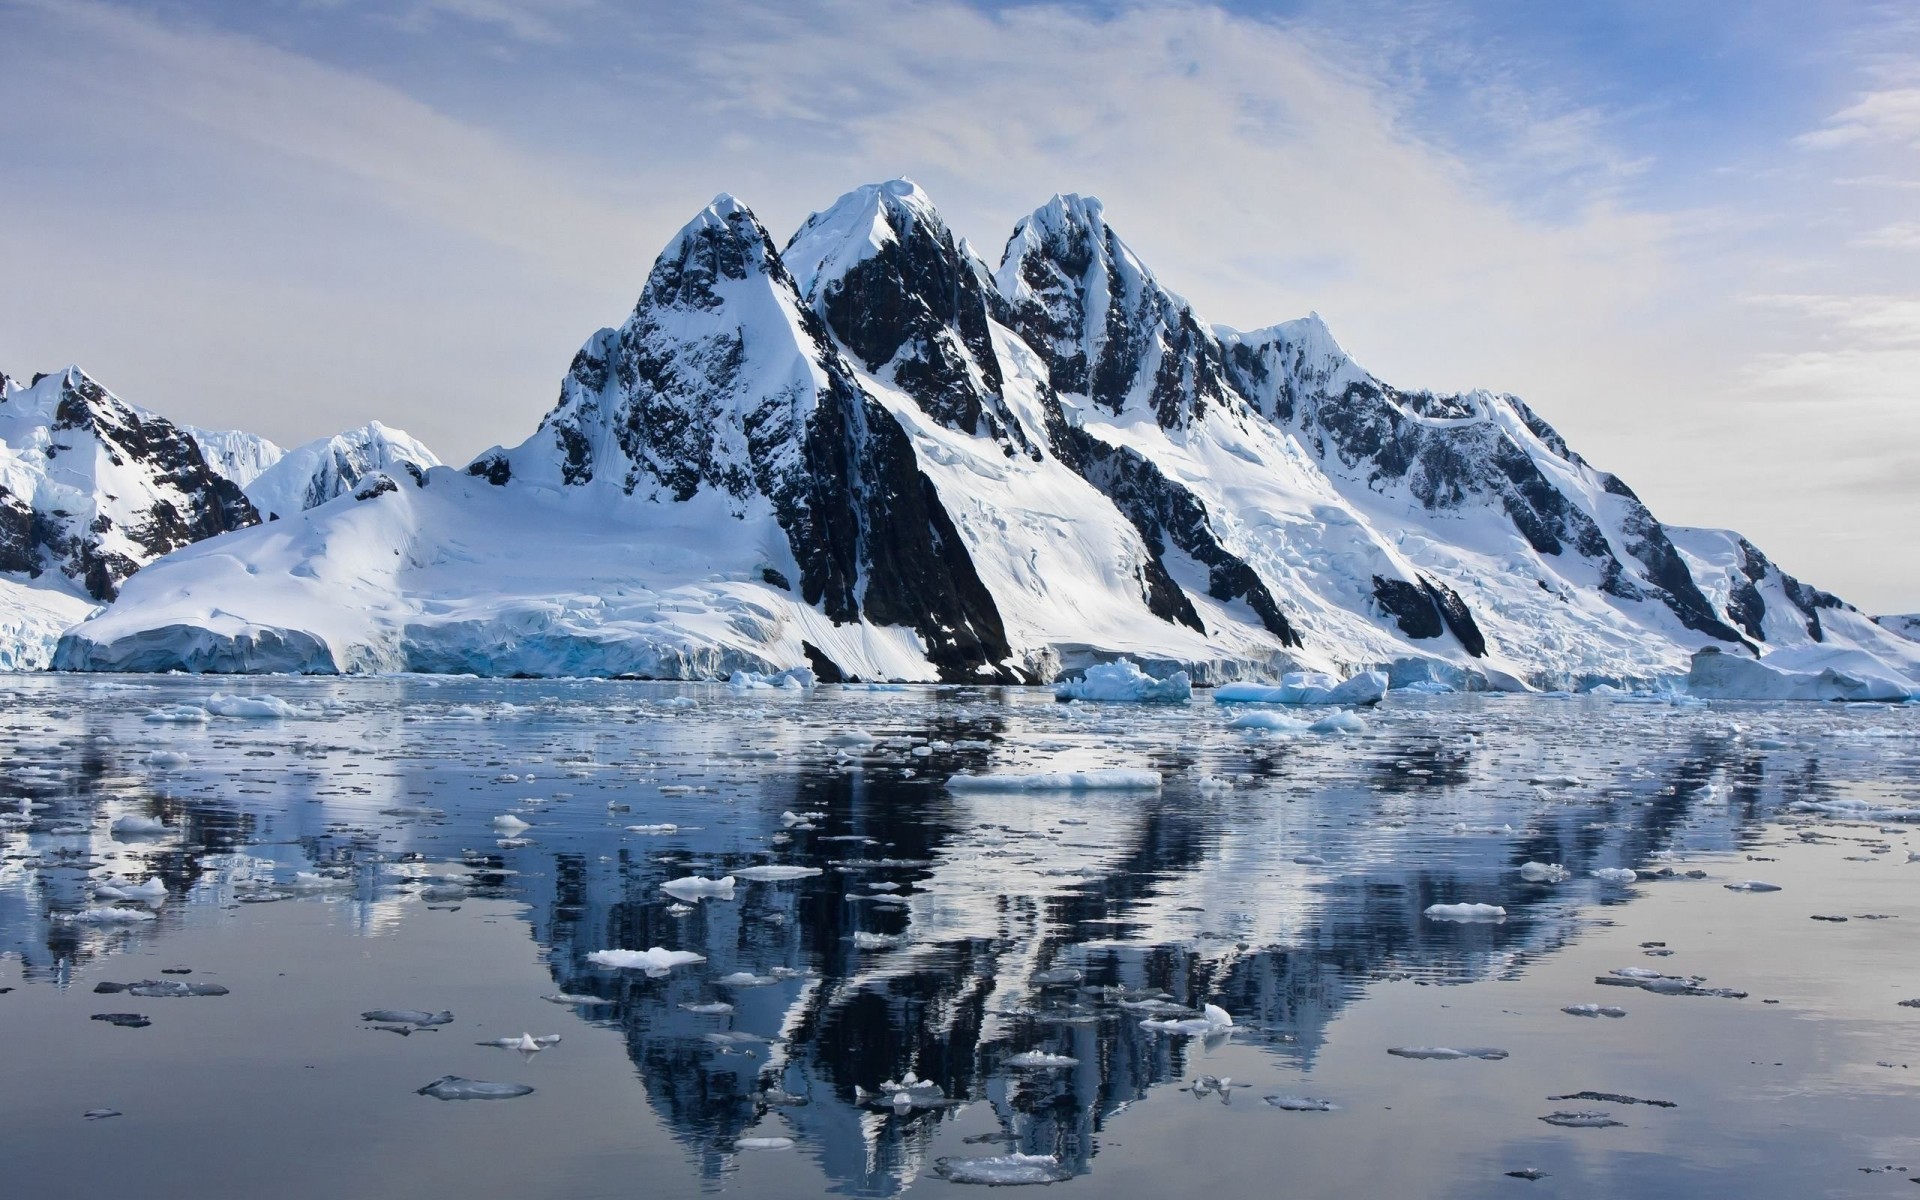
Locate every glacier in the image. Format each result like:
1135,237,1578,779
15,181,1920,695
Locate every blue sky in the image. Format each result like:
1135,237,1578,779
2,0,1916,608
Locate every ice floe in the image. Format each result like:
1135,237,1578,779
1424,902,1507,922
732,865,824,881
947,769,1161,792
1519,862,1571,883
933,1154,1070,1185
416,1076,534,1101
661,875,736,901
1214,671,1388,707
203,692,308,719
1004,1051,1079,1068
1054,659,1191,704
1387,1046,1509,1060
587,947,706,974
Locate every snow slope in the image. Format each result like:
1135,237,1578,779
44,183,1920,692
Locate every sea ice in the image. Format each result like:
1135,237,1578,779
1724,880,1783,892
110,815,168,835
1561,1004,1629,1018
626,824,679,834
492,815,530,832
1309,710,1366,734
1054,659,1191,704
734,1137,795,1151
661,875,736,901
203,692,306,719
361,1009,453,1025
1424,903,1507,922
1141,1003,1234,1036
933,1153,1070,1185
64,906,156,925
728,667,815,691
1004,1052,1079,1068
1520,862,1571,883
946,769,1161,792
1226,711,1312,732
732,865,825,881
1540,1110,1626,1128
1387,1046,1509,1060
144,705,209,724
1592,868,1637,884
587,947,706,974
1214,671,1388,707
1263,1095,1338,1111
416,1076,534,1101
478,1033,561,1051
94,878,167,903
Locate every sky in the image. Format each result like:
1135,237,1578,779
1,0,1916,610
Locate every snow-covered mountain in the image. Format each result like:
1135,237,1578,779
1879,614,1920,642
44,182,1920,692
182,424,284,490
242,421,440,521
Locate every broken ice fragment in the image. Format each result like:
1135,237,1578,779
934,1154,1071,1185
1519,862,1570,883
91,1013,151,1028
1004,1052,1079,1069
1724,880,1783,892
732,865,824,881
416,1076,534,1101
478,1033,561,1051
1424,903,1506,922
735,1137,795,1151
1591,868,1637,884
1540,1110,1626,1128
1387,1046,1509,1060
1263,1095,1338,1111
661,875,735,901
361,1008,452,1025
1561,1004,1628,1018
587,947,705,975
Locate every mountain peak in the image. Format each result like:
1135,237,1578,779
783,178,942,300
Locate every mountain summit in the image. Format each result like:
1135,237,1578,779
43,183,1920,692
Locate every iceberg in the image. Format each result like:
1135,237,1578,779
1214,671,1388,707
1054,659,1191,703
1424,902,1507,922
1685,646,1916,702
947,769,1162,792
587,947,707,974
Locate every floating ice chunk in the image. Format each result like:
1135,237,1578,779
735,1137,795,1151
1561,1004,1628,1018
824,731,876,748
416,1076,534,1101
947,769,1161,792
853,931,903,950
543,993,611,1006
1263,1095,1339,1112
717,971,779,987
661,875,736,901
1724,880,1782,892
111,814,168,835
125,980,227,997
1309,710,1366,734
1539,1110,1625,1128
65,906,156,925
1520,862,1571,883
733,865,824,882
933,1155,1070,1185
680,1001,734,1015
94,878,168,903
1214,671,1387,707
144,705,209,724
1292,854,1328,866
1227,710,1312,732
1031,967,1083,986
728,667,816,691
588,947,706,975
1550,1090,1676,1107
83,1109,123,1121
1005,1051,1079,1069
1054,659,1191,704
1424,903,1507,922
626,824,678,835
1530,775,1582,787
204,692,306,719
1591,868,1637,884
1387,1046,1509,1060
478,1033,561,1051
362,1008,451,1025
492,814,530,832
1142,1003,1234,1036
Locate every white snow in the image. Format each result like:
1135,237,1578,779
204,692,306,719
243,421,440,521
1685,646,1916,702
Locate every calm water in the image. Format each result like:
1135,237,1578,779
2,676,1917,1198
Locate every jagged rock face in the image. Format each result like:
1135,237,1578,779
0,368,258,600
1218,319,1748,646
786,181,1033,457
506,197,1016,680
996,194,1237,428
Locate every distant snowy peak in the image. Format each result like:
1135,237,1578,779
185,425,285,490
785,179,1032,454
246,421,440,520
996,193,1237,427
0,366,257,600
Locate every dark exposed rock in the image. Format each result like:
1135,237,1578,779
468,453,512,485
